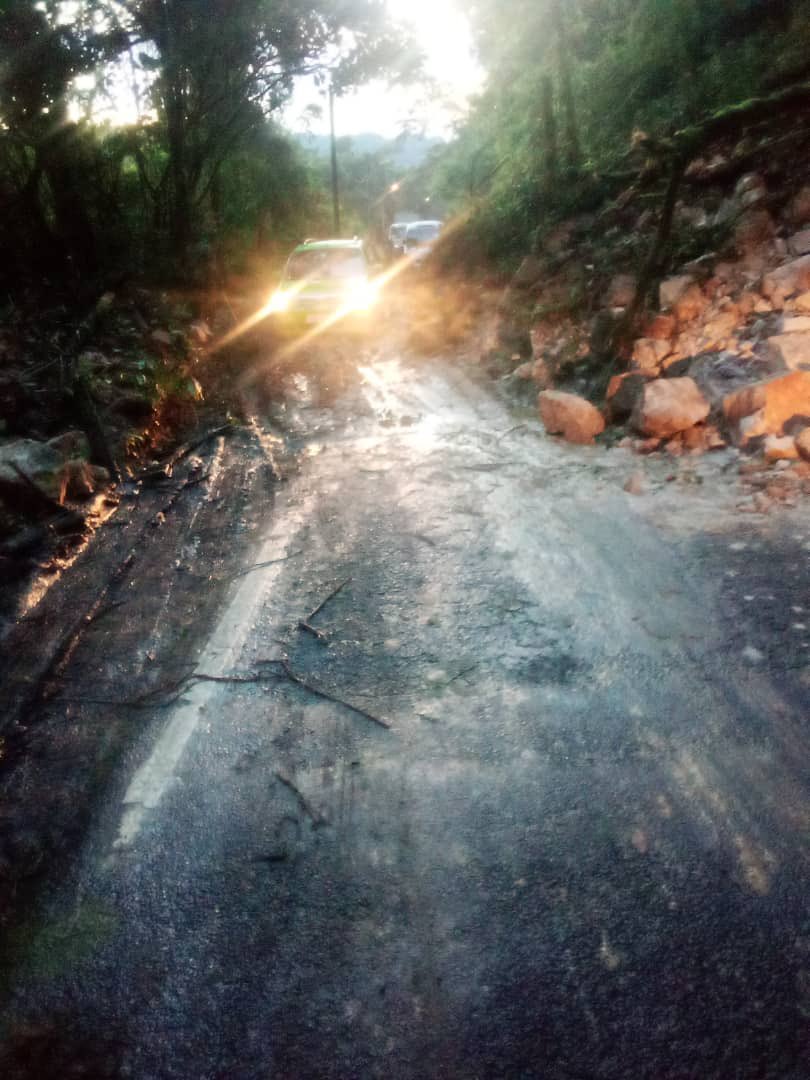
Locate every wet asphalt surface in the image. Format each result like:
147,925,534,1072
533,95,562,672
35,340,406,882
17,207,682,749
1,356,810,1078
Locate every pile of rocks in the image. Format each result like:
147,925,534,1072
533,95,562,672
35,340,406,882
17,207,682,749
528,174,810,489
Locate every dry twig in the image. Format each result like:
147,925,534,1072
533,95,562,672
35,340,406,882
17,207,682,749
229,548,303,580
275,769,328,827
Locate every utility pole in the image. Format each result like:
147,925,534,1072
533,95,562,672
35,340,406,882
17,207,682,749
329,86,341,235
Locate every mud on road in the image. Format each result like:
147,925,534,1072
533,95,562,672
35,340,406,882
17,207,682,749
1,353,810,1078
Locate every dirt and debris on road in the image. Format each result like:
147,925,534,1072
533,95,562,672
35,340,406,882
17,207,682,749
1,352,809,1079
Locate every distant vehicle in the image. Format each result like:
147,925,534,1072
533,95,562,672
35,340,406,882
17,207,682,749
266,239,380,336
403,220,442,262
388,222,409,255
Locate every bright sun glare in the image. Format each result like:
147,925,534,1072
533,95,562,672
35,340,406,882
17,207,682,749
290,0,483,137
69,0,482,135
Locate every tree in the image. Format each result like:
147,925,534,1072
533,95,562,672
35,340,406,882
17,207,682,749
113,0,419,269
0,0,123,279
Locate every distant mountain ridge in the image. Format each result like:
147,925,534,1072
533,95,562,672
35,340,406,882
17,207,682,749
291,131,444,169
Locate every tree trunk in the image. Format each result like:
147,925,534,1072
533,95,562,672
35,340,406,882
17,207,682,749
617,154,688,351
541,74,559,185
39,125,98,277
552,0,581,168
165,87,191,271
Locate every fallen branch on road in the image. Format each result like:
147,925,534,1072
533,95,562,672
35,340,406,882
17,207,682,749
56,656,391,732
274,658,390,730
275,770,328,827
252,652,390,730
296,576,352,643
170,422,235,465
229,548,303,580
307,577,352,621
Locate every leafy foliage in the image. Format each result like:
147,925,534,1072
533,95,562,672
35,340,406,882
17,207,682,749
0,0,418,290
435,0,810,267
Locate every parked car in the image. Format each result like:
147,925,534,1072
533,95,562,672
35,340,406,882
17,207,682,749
266,238,380,336
403,220,442,262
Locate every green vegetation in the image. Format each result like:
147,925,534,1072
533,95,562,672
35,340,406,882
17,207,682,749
4,1,810,293
0,0,419,293
430,0,810,270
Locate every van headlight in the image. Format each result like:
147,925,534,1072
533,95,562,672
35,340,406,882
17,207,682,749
344,283,378,312
267,290,291,314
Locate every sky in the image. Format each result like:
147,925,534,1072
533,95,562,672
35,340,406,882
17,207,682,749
283,0,484,138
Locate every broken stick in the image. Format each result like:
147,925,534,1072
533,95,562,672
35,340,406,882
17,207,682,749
307,577,352,621
275,770,328,827
296,576,352,642
278,659,390,730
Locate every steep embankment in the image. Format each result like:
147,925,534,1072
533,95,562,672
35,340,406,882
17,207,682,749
489,105,810,512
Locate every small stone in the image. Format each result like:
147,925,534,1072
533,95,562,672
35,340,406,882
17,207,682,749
734,208,776,254
189,320,212,343
796,428,810,462
644,313,677,340
673,284,708,325
659,275,696,310
623,472,645,495
763,435,799,462
742,645,765,664
761,255,810,306
788,229,810,257
605,274,637,308
47,430,90,460
631,337,671,373
789,187,810,226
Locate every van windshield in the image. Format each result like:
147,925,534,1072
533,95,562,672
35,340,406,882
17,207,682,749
406,223,440,243
285,249,365,282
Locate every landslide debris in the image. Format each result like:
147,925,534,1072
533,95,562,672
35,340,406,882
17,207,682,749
486,101,810,512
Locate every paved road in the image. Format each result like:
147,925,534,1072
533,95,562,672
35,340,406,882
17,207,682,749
2,359,810,1078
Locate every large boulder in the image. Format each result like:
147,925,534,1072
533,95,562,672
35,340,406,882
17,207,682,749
538,391,605,445
0,438,61,496
722,371,810,444
765,332,810,372
631,377,710,438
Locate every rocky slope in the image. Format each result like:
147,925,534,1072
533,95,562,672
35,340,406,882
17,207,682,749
493,134,810,513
